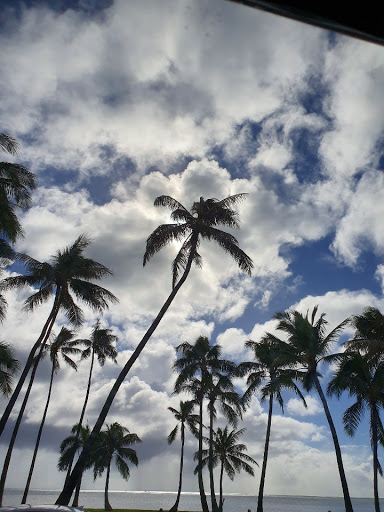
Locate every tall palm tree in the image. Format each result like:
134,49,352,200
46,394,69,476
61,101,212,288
0,234,118,437
174,336,235,512
0,341,20,397
274,306,354,512
58,424,94,507
328,351,384,512
57,194,253,505
205,373,243,512
22,327,82,504
93,422,141,511
167,400,199,512
64,320,118,482
238,334,306,512
198,426,257,512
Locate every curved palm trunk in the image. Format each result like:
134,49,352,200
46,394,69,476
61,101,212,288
0,289,61,437
371,407,380,512
64,349,95,485
169,424,185,512
257,394,273,512
56,238,198,505
314,377,354,512
72,474,82,507
218,459,224,512
22,362,55,503
209,400,218,512
104,460,112,511
0,339,46,506
197,394,209,512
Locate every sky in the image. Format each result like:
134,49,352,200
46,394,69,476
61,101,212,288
1,0,384,501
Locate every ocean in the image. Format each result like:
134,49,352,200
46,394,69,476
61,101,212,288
2,489,383,512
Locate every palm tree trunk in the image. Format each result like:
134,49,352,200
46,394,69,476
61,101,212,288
219,460,224,512
0,289,62,437
197,394,210,512
314,377,354,512
0,339,46,506
105,460,112,511
209,401,218,512
257,394,273,512
56,238,198,505
169,424,185,512
64,350,95,485
371,407,380,512
72,474,82,507
22,362,55,503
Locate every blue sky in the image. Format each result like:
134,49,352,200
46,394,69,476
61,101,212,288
1,0,384,501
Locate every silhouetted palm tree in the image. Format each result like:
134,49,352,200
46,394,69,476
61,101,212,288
58,424,94,507
328,350,384,512
345,307,384,357
205,373,243,512
238,334,306,512
167,400,199,512
274,306,353,512
0,341,19,397
64,320,118,483
22,327,82,503
93,422,141,511
198,426,257,512
57,194,252,505
174,336,234,512
0,132,36,320
0,234,118,436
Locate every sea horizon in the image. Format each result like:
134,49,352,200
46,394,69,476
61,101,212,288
3,488,383,512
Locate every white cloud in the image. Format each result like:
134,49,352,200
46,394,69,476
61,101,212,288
287,395,323,417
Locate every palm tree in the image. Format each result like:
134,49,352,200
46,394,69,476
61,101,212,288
345,307,384,356
22,327,82,504
58,424,95,507
0,161,36,243
328,351,384,512
64,320,118,483
174,336,235,512
93,422,141,511
205,373,243,512
0,234,118,437
238,334,306,512
167,400,199,512
274,306,354,512
57,194,253,505
198,426,257,512
0,132,36,320
0,341,20,397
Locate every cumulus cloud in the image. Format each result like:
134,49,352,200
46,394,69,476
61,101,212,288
287,395,323,417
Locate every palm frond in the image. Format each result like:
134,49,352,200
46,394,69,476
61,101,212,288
206,227,253,275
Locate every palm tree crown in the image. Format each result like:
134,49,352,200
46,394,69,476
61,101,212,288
143,194,253,288
0,341,19,397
